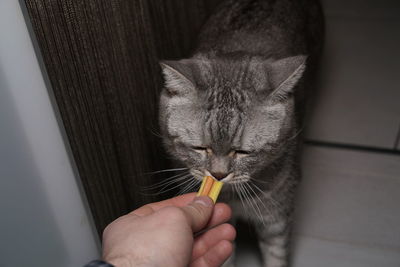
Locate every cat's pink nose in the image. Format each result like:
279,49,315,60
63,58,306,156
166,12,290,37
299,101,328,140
210,172,228,180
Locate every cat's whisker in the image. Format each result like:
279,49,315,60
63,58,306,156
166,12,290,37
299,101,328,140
146,127,165,139
190,169,205,179
177,178,200,196
238,183,258,216
234,182,250,218
140,174,193,196
268,196,283,210
289,126,305,140
248,181,278,211
249,178,270,184
156,174,193,194
249,180,268,196
184,180,200,194
141,177,187,192
240,183,265,225
188,183,200,194
144,167,188,175
141,172,189,190
250,181,283,211
229,175,248,184
275,127,305,153
245,182,270,226
246,182,269,212
240,185,255,220
145,171,188,185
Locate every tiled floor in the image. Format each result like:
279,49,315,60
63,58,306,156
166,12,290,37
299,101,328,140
234,0,400,266
292,146,400,267
292,235,400,267
295,146,400,250
235,146,400,267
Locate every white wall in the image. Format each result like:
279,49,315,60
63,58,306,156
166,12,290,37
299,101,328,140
0,1,100,266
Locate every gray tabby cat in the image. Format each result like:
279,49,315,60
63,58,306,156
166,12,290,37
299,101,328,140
159,0,323,266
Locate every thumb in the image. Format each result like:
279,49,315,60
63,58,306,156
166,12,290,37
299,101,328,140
181,196,214,232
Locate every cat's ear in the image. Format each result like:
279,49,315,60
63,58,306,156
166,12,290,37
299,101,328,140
268,55,307,101
160,60,196,96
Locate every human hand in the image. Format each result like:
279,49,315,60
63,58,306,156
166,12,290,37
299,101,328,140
102,193,235,267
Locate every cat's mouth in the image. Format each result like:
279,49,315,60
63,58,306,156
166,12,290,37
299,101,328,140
190,169,245,184
203,170,235,183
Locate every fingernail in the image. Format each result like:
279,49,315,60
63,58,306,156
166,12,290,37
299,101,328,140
193,196,213,207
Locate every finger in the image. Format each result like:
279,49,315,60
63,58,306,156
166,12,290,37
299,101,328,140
192,223,236,260
190,240,233,267
207,203,232,228
193,203,232,238
132,192,196,216
181,196,214,232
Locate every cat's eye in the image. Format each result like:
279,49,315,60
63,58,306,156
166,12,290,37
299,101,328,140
191,146,212,154
235,150,250,155
233,149,251,157
191,146,207,151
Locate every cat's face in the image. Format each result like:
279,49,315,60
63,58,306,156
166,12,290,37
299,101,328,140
159,55,306,185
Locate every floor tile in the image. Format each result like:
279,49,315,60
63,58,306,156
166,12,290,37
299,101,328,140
321,0,400,19
292,235,400,267
294,145,400,249
305,18,400,149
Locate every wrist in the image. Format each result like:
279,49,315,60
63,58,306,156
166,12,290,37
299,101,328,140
104,256,131,267
105,255,151,267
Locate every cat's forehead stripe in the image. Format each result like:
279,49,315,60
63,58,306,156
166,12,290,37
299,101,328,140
200,59,255,153
205,59,252,108
206,110,243,153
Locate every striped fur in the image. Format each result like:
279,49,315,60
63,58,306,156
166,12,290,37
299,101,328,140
159,0,324,266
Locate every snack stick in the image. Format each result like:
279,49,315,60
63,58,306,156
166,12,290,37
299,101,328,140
197,176,208,196
197,176,214,197
208,180,223,203
197,176,224,203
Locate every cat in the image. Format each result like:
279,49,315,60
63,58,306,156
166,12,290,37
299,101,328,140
158,0,324,266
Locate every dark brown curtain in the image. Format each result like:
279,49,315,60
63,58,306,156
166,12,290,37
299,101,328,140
24,0,221,235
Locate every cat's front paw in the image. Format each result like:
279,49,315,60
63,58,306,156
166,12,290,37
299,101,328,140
262,258,288,267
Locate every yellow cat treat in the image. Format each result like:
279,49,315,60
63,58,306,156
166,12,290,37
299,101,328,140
197,176,224,203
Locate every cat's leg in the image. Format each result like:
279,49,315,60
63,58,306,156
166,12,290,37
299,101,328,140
257,220,291,267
